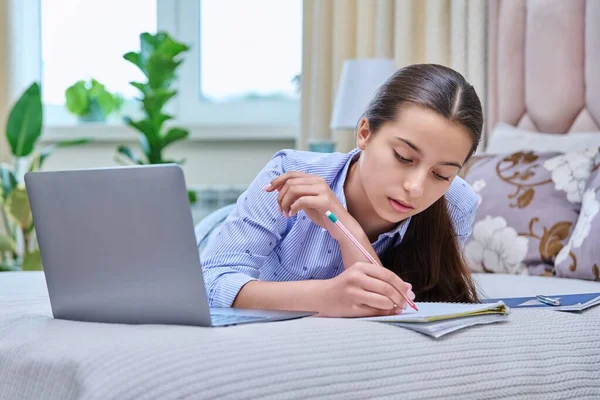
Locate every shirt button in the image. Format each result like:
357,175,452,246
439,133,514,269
303,267,307,271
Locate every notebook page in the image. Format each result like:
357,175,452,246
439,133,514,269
359,301,508,323
391,314,509,338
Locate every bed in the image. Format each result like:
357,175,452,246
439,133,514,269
1,271,599,400
2,1,600,399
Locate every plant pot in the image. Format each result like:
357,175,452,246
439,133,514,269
308,139,336,153
78,99,106,123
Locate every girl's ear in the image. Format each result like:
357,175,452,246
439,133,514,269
356,117,371,150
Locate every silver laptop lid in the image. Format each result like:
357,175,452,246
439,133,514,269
25,164,212,326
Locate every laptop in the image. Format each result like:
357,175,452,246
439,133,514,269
24,164,316,327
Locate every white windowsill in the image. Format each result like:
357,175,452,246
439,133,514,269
40,123,298,143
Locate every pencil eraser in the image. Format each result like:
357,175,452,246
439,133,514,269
325,211,337,223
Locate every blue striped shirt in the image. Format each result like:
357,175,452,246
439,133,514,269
200,148,478,308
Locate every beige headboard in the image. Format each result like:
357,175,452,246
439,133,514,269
487,0,600,134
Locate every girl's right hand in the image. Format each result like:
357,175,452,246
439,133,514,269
318,261,416,318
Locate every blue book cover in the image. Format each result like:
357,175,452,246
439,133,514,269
482,292,600,310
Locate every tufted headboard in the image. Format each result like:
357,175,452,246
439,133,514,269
487,0,600,134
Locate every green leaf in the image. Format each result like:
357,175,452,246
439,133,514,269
116,145,144,165
0,234,17,253
6,185,32,230
147,58,181,89
123,51,146,75
157,113,173,126
55,138,93,148
187,189,197,204
158,36,190,59
65,80,89,116
124,117,159,141
124,117,161,162
6,82,43,157
140,32,158,64
24,221,35,235
22,249,42,271
88,79,105,97
95,90,116,116
129,82,148,96
142,89,177,117
0,165,17,201
162,127,189,148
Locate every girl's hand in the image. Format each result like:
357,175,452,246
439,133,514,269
264,171,345,230
318,261,416,318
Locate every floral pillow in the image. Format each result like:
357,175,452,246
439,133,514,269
554,155,600,281
461,147,599,276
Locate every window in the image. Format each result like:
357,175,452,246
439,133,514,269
40,0,157,125
200,1,301,102
175,0,303,126
31,0,302,129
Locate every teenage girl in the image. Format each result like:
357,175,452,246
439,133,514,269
201,64,482,317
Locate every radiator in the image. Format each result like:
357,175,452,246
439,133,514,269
189,185,247,224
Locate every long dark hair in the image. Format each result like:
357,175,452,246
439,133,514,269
368,64,483,303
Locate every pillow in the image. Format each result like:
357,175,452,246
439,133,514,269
554,153,600,281
488,123,600,154
461,148,599,276
195,204,236,253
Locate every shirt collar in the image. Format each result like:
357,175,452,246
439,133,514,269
332,148,411,246
332,148,361,210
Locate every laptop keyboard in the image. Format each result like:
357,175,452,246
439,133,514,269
210,313,266,325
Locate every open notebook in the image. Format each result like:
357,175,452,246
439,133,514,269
359,301,510,338
482,292,600,312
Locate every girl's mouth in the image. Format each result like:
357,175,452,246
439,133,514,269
388,198,414,213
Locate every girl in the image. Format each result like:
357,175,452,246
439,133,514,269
201,64,482,317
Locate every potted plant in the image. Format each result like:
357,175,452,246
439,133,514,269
0,82,90,271
117,32,196,203
65,79,123,123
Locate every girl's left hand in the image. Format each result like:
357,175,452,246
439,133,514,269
264,171,345,230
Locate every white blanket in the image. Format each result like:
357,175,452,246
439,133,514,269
1,272,600,400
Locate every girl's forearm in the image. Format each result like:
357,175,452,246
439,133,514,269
232,279,329,312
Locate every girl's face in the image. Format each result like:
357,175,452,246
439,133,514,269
356,103,474,224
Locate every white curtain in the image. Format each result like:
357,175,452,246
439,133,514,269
0,0,13,163
299,0,488,153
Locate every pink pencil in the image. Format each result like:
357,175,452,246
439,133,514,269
325,210,418,311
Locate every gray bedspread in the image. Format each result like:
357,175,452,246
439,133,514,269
1,272,600,400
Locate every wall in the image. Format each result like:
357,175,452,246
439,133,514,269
39,125,297,188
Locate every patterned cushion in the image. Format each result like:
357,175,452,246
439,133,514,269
461,148,599,276
554,155,600,281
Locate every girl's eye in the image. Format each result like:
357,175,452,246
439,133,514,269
433,172,450,181
394,151,412,164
